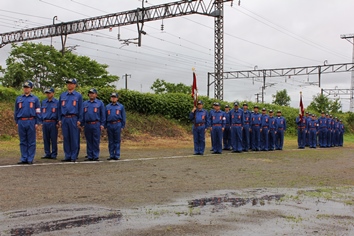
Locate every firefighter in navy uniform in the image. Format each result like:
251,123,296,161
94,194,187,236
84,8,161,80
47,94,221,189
307,114,318,148
296,114,307,149
14,81,41,164
275,110,286,150
209,102,225,154
106,93,126,160
268,110,278,151
222,104,231,150
82,88,105,161
230,102,244,153
250,106,262,151
318,111,328,148
41,88,59,159
58,78,83,162
190,100,209,155
242,103,251,151
260,108,270,151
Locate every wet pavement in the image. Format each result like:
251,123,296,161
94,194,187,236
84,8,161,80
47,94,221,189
1,188,353,235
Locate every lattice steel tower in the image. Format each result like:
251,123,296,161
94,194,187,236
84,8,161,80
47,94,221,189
341,33,354,112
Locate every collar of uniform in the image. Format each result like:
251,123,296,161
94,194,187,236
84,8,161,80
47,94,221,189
66,90,76,95
89,98,98,103
22,93,33,97
111,102,119,106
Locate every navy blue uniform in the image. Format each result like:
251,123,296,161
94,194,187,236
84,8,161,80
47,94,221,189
41,98,59,158
251,113,262,151
339,123,344,146
326,118,333,147
261,114,270,151
318,117,328,147
83,99,106,160
106,102,126,159
305,116,311,146
330,119,335,147
334,121,340,146
14,94,41,163
223,111,231,150
242,109,251,151
230,108,244,152
58,91,83,161
296,116,307,148
307,119,318,148
268,116,278,151
209,110,226,153
275,116,286,150
190,109,209,155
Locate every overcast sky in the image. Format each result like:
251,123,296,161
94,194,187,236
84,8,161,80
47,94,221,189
0,0,353,110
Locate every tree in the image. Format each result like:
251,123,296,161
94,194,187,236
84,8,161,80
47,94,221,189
307,93,341,114
272,89,291,106
150,79,191,94
1,42,119,90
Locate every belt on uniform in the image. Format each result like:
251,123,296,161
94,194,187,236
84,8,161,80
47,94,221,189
232,124,242,126
253,124,260,126
213,124,222,126
270,128,275,131
262,126,268,128
20,117,34,120
244,123,249,125
110,120,121,124
86,121,99,124
43,119,56,122
310,128,316,130
194,123,205,127
64,114,76,118
278,128,284,130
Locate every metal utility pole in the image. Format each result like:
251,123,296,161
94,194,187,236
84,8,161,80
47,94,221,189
124,74,131,90
341,34,354,112
213,0,224,100
254,93,260,103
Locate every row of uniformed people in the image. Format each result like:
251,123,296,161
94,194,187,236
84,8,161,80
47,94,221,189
14,79,126,165
296,112,344,149
190,101,287,155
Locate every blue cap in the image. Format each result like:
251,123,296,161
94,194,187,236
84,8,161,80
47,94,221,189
44,88,55,93
214,102,220,106
234,102,239,106
111,92,119,97
66,78,77,84
23,80,33,88
88,88,97,94
225,104,230,108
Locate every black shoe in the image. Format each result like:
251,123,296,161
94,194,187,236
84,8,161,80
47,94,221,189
61,159,71,162
93,159,100,162
210,149,214,151
51,157,57,160
193,153,200,155
27,161,33,165
71,160,77,163
107,157,114,160
17,161,27,165
41,156,51,159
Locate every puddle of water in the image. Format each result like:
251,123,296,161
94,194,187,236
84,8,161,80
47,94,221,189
1,188,353,235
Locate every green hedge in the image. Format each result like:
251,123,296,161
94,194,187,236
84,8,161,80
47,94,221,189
1,85,352,135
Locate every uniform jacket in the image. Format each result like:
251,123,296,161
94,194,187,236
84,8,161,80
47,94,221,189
229,108,244,125
82,98,106,125
106,102,126,128
41,98,59,123
58,90,83,122
14,93,41,124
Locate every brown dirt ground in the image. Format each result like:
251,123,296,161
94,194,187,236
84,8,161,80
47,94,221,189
1,136,354,215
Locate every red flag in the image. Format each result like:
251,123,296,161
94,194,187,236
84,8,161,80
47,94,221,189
299,92,304,122
192,72,198,106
